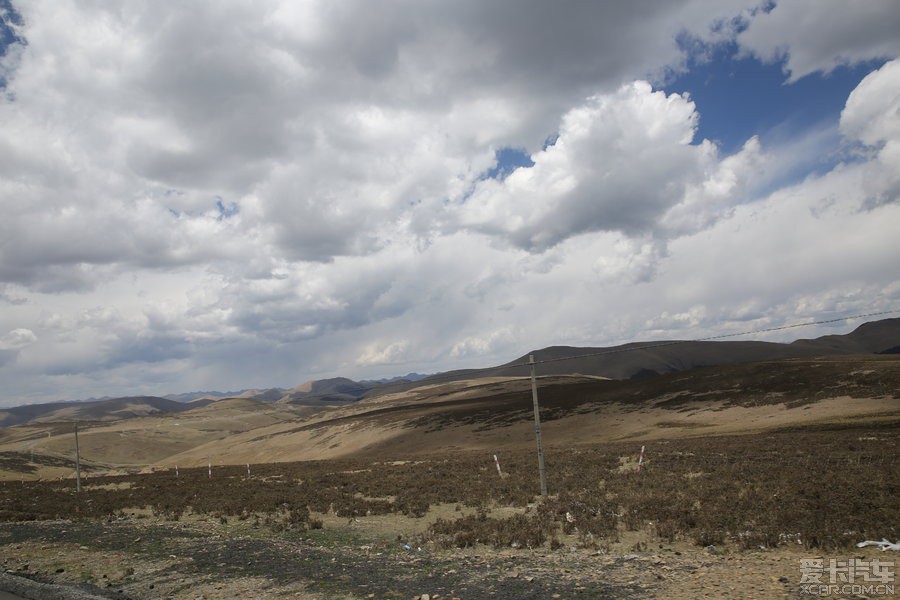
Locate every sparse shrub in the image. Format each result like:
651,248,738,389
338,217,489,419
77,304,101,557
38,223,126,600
655,520,678,543
427,513,550,550
0,424,896,553
692,529,724,547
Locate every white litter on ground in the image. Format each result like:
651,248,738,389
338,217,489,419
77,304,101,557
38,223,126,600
857,539,900,551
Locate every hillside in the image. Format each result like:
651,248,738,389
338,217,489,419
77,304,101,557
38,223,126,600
0,397,323,477
0,318,897,478
0,396,198,428
3,318,898,427
158,354,898,467
0,354,894,479
369,318,900,397
278,377,377,405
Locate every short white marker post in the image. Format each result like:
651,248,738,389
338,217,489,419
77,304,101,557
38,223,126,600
637,445,645,472
208,463,212,479
246,463,251,477
493,454,503,477
175,465,179,478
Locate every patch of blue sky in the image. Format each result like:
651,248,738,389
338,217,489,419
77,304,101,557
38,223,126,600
0,0,24,89
665,39,887,164
484,147,534,181
215,198,239,220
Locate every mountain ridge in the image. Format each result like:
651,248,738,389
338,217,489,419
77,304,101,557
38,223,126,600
365,318,900,397
2,318,898,424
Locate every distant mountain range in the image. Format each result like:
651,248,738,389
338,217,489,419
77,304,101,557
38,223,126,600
0,396,203,428
1,318,898,428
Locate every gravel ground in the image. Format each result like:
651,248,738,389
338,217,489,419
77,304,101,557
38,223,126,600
0,517,879,599
0,519,651,599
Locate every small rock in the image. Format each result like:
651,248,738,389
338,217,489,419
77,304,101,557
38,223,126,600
778,576,789,583
705,545,718,555
420,595,430,600
55,567,65,573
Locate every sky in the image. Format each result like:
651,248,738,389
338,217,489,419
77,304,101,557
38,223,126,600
1,1,899,406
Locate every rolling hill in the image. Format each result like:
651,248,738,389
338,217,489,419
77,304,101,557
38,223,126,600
154,354,899,467
370,318,900,394
0,318,897,478
0,353,895,478
0,396,201,428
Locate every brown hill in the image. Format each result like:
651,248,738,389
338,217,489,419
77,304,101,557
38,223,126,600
0,396,323,477
372,318,900,396
151,354,900,469
0,396,194,428
0,319,897,478
279,377,376,405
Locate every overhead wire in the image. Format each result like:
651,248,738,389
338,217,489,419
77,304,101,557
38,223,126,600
402,308,900,386
526,308,900,367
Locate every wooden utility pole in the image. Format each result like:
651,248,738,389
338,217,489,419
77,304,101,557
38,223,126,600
74,422,81,493
529,354,548,497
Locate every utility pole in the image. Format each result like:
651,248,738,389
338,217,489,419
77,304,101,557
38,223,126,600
529,354,548,497
74,422,81,493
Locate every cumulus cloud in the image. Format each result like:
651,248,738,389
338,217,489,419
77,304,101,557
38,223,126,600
356,341,410,367
455,81,766,252
0,328,36,349
0,1,761,289
841,60,900,147
840,59,900,209
0,327,35,369
451,328,518,360
737,0,900,81
0,1,898,404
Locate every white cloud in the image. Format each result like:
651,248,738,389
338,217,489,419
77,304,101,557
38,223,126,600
0,1,898,405
451,328,518,360
841,59,900,148
840,59,900,209
456,81,767,252
737,0,900,81
356,341,410,367
0,328,36,349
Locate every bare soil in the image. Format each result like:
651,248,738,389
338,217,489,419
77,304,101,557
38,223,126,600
1,516,881,599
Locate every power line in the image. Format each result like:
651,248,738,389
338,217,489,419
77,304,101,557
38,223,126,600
402,308,900,385
517,307,897,498
525,308,900,367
